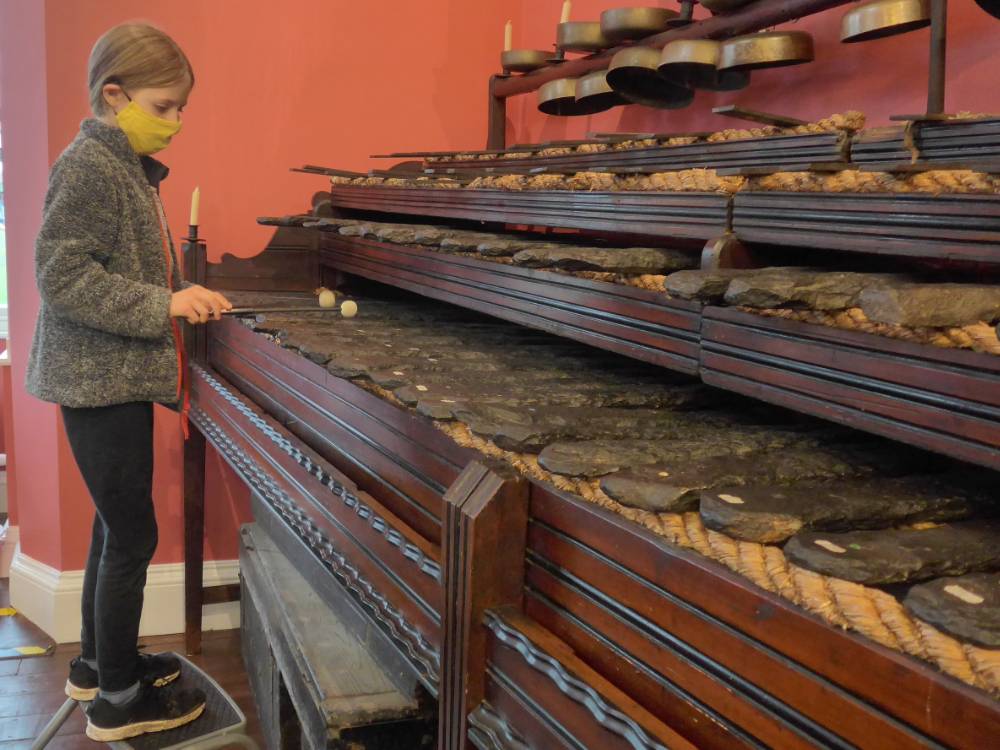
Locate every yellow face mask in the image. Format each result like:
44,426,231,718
115,100,182,156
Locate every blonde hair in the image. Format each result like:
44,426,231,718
88,23,194,115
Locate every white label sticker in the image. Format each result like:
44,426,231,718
944,585,985,605
718,493,744,505
441,399,456,404
416,385,428,392
814,539,847,554
658,471,670,478
393,371,405,376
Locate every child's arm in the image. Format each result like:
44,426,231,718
35,157,173,340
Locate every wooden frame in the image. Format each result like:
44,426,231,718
320,233,703,375
182,189,1000,746
183,308,1000,748
700,307,1000,470
327,186,729,241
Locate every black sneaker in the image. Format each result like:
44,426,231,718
65,652,183,701
85,682,207,741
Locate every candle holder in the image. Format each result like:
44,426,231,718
186,225,200,243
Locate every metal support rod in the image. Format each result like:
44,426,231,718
492,0,856,99
927,0,948,114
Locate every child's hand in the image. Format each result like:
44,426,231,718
170,285,233,324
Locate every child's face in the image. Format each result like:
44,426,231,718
103,80,190,122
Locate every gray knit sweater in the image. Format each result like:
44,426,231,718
26,119,186,408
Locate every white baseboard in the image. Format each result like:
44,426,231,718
8,545,240,644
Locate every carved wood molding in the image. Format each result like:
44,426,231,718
194,364,441,581
190,399,441,684
484,612,670,750
467,703,531,750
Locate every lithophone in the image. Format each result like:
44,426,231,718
182,2,1000,748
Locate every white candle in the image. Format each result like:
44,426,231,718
189,186,200,227
560,0,572,23
504,20,513,52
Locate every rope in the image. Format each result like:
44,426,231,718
431,419,1000,695
749,169,1000,195
743,307,1000,356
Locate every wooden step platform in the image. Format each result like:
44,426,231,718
239,521,436,749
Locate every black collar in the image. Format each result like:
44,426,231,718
80,118,170,190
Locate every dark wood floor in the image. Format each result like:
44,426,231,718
0,579,264,749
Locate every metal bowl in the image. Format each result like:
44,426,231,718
600,7,678,42
607,47,694,110
658,39,750,91
718,31,815,71
557,21,611,53
501,49,552,73
975,0,1000,20
574,70,627,115
841,0,931,43
538,78,583,116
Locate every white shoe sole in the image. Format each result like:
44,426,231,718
65,670,180,702
85,703,205,742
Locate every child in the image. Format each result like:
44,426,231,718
26,23,232,740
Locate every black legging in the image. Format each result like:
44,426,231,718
61,401,157,692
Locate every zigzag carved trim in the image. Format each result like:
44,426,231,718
485,612,669,750
191,405,441,683
467,703,531,750
195,364,441,580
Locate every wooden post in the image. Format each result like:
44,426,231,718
486,75,507,151
927,0,948,115
181,236,209,655
183,426,207,656
439,461,528,750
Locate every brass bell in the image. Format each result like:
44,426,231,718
841,0,931,43
718,31,815,71
538,78,582,116
575,70,627,115
600,7,678,42
556,21,610,53
500,49,551,73
607,47,694,109
658,39,750,91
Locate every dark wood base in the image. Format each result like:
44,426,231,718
328,186,729,240
186,318,999,750
320,234,702,375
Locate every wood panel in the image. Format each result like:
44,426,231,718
321,234,702,374
428,132,846,175
483,609,699,750
528,485,1000,750
191,365,444,688
208,318,476,543
700,307,1000,469
733,192,1000,263
328,186,729,240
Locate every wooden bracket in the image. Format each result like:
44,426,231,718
701,234,756,271
711,105,806,128
439,461,528,750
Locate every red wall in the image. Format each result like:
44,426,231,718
3,0,522,570
5,0,999,572
506,1,1000,144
